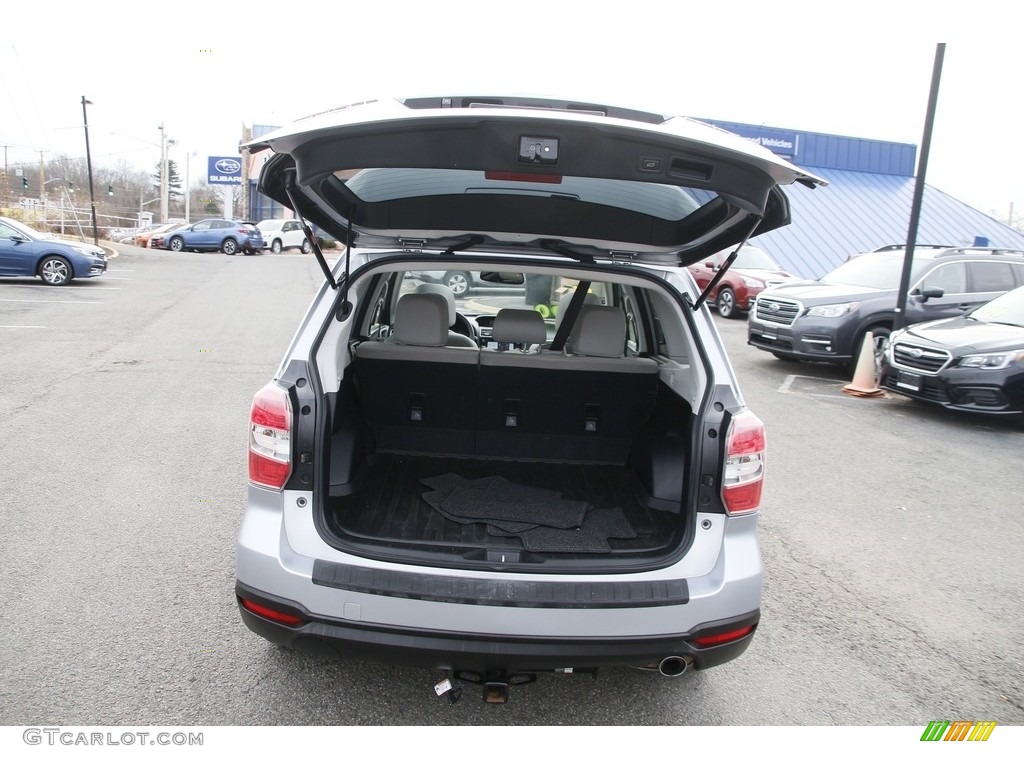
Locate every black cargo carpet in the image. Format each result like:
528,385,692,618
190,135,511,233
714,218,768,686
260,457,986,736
421,474,636,553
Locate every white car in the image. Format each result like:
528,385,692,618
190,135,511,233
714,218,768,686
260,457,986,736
258,218,312,254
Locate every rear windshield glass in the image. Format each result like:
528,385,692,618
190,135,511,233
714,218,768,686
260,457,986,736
337,168,706,221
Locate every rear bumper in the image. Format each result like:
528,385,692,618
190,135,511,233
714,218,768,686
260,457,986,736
236,581,758,672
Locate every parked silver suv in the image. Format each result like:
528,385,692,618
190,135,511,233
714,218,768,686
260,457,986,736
234,96,824,701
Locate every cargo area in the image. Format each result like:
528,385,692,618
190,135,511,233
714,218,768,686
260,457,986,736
319,360,696,568
308,267,707,569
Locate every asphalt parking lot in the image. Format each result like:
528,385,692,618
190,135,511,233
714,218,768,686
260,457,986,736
1,246,1021,725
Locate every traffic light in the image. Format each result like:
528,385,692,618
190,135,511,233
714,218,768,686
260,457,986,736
23,177,29,190
107,185,114,196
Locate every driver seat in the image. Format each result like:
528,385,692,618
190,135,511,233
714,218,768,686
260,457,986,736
414,283,478,348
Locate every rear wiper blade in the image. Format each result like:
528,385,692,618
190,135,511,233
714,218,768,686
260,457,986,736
443,235,485,255
539,239,594,263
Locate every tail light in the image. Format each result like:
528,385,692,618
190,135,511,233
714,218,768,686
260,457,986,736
248,383,292,489
721,410,765,515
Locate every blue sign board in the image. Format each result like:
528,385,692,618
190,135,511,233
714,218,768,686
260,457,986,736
207,156,243,185
725,127,799,157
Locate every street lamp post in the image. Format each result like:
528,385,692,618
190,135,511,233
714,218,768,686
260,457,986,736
81,96,99,246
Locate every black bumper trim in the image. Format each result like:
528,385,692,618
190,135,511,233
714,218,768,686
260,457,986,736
237,582,757,672
311,560,689,608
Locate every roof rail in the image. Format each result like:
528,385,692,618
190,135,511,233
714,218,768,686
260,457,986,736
871,244,954,252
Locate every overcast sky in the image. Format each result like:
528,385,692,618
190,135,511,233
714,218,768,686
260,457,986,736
2,2,1019,221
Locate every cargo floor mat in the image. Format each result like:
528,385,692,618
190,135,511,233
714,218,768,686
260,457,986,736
327,453,678,558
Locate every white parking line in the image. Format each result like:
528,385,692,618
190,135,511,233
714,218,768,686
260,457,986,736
0,298,101,305
778,374,849,399
1,325,46,329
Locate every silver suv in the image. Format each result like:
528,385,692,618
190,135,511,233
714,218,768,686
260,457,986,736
234,96,824,701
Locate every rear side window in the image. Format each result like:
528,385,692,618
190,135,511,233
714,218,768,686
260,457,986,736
968,261,1017,293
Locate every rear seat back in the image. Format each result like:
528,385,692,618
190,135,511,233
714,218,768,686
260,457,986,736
477,305,658,461
354,292,478,453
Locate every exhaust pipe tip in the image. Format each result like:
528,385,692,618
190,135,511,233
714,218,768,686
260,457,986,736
658,655,693,677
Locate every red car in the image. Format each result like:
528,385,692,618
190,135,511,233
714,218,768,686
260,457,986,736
688,244,798,318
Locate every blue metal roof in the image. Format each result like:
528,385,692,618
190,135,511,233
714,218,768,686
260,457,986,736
696,118,1024,279
751,168,1024,279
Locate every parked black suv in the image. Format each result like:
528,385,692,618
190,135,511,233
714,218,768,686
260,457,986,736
747,245,1024,370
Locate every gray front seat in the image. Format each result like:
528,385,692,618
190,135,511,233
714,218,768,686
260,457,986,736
414,283,478,348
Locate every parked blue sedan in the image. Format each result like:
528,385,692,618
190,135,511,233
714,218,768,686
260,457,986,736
0,216,107,285
160,218,264,255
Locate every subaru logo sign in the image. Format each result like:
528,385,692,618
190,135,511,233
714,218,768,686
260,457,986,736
207,156,243,186
908,347,924,358
215,158,241,174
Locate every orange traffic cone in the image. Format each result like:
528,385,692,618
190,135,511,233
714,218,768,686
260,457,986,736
842,331,884,398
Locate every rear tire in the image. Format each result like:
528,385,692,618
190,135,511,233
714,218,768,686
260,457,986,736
300,238,312,254
270,239,283,254
222,238,238,255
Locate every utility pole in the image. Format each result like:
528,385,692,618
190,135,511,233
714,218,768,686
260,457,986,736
1,145,8,208
240,125,252,222
81,96,99,245
158,123,175,223
159,123,168,223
